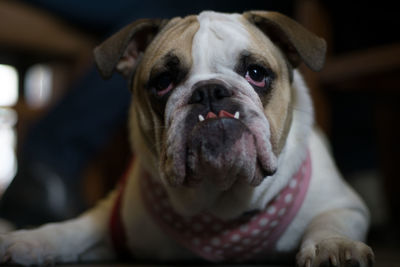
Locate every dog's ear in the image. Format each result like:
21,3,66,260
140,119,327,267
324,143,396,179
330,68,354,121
94,19,168,79
243,11,326,71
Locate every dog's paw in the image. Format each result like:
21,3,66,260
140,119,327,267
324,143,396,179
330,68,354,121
0,231,55,266
296,238,374,267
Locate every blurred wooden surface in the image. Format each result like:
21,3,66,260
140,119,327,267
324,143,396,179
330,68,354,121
0,0,95,59
321,43,400,88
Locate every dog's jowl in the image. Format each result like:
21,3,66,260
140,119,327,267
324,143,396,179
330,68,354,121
0,11,374,267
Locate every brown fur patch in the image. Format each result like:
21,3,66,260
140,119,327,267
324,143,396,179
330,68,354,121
240,16,293,155
131,16,200,155
135,16,199,89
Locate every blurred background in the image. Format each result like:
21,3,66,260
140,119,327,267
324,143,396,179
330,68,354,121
0,0,399,265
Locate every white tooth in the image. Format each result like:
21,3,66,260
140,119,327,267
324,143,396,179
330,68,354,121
234,111,240,119
198,115,205,122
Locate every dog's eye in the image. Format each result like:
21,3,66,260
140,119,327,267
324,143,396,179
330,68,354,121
153,72,174,96
245,65,269,88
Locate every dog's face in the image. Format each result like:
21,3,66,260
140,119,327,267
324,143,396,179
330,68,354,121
94,11,325,216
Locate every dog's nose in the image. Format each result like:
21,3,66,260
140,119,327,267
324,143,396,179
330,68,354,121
188,83,232,106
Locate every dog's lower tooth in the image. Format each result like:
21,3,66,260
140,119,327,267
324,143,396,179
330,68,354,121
199,115,205,122
234,111,240,119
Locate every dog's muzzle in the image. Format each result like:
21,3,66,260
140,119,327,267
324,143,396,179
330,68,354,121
182,81,273,190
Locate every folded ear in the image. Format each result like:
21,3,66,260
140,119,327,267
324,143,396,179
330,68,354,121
94,18,168,79
243,11,326,71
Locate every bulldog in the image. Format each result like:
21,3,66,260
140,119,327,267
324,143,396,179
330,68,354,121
0,11,374,266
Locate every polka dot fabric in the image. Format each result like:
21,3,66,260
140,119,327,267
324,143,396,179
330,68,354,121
141,153,311,262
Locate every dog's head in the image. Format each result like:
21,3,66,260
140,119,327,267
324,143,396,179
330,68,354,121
94,11,325,216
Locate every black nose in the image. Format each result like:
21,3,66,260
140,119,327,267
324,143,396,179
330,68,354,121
189,83,232,106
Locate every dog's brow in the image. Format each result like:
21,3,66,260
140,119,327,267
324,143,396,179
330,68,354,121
149,52,180,75
163,52,180,66
235,50,272,75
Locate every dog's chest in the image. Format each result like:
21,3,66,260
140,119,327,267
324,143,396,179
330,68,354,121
113,154,311,262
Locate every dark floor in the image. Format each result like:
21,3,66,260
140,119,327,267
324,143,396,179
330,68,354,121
19,246,400,267
63,246,400,267
44,250,400,267
372,245,400,267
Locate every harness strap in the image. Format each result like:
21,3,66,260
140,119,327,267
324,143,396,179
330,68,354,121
109,161,133,260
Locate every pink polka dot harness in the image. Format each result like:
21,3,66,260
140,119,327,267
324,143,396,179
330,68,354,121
110,153,312,262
